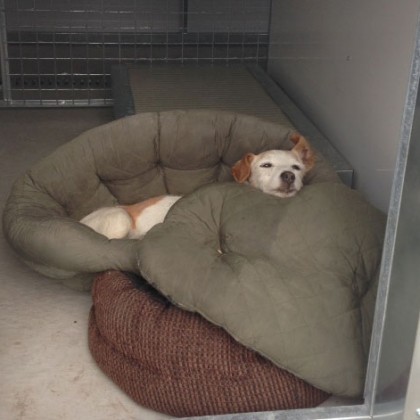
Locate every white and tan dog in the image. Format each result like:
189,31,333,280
231,133,315,198
80,195,181,240
80,133,314,239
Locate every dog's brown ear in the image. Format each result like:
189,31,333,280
290,133,315,171
232,153,255,183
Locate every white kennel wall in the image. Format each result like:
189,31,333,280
0,0,270,106
268,0,420,213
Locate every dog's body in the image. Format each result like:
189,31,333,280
80,133,314,239
80,195,181,239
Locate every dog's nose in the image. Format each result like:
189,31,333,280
280,171,295,184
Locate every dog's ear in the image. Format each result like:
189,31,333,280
290,133,315,171
232,153,255,183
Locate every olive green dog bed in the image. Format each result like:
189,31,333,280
3,110,385,400
3,109,338,290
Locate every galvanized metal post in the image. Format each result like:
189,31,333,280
0,0,11,104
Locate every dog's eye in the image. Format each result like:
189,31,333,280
260,163,273,168
292,165,301,171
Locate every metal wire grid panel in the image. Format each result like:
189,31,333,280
0,0,271,106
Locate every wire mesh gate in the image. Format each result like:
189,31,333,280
0,0,271,106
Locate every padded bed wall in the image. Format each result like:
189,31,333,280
111,62,354,186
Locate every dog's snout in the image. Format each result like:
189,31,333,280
280,171,295,184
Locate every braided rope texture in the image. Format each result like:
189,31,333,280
88,270,329,417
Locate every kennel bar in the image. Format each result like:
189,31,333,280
0,0,10,101
0,0,271,106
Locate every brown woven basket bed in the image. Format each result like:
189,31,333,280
88,270,329,417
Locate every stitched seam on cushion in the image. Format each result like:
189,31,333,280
25,171,68,216
162,164,220,172
217,113,233,180
102,167,158,184
157,112,169,194
226,113,237,147
86,135,118,202
218,112,234,160
216,114,235,181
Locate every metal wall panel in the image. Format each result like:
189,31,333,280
0,0,270,106
369,45,420,417
404,316,420,420
267,0,420,213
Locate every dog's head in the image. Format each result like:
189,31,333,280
231,133,315,198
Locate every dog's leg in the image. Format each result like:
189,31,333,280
80,207,132,239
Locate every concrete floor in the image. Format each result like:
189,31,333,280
0,108,169,420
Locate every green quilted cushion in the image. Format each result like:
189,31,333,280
136,181,386,397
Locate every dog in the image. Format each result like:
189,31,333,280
80,195,181,240
80,133,314,239
231,133,315,198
